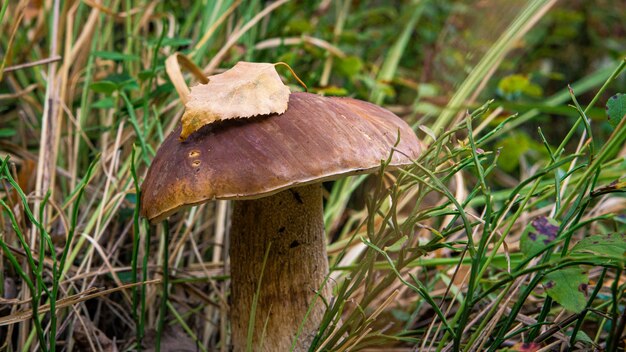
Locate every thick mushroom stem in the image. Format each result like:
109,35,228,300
230,184,330,352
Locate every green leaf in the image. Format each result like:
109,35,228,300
571,233,626,259
543,266,588,313
90,81,118,94
566,329,593,345
497,74,543,100
92,97,115,109
138,70,155,81
104,73,139,92
0,128,16,138
121,80,139,92
520,216,560,258
149,37,193,47
106,73,135,85
498,74,529,98
115,271,135,284
494,132,531,172
337,56,363,78
93,51,140,61
606,93,626,129
284,17,314,35
151,82,175,99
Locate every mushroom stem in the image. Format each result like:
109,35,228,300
230,184,330,352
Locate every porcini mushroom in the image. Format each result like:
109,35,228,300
140,92,421,351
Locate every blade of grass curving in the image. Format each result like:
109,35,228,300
0,160,47,349
38,191,56,351
537,126,564,217
432,0,557,135
130,146,142,350
0,1,8,24
156,221,170,352
474,113,519,146
141,18,168,135
167,301,209,352
361,237,454,336
120,91,152,164
180,0,204,39
290,273,332,350
204,0,291,74
561,113,626,215
607,267,624,351
0,161,48,351
51,156,97,349
454,115,495,349
0,200,47,350
324,176,366,232
529,59,626,169
242,0,262,61
191,0,242,62
398,163,474,255
568,86,594,154
248,243,271,351
2,163,57,272
58,156,99,279
140,218,150,347
475,154,579,279
74,27,99,178
123,0,136,74
486,259,620,350
312,271,353,349
3,160,80,350
370,0,425,105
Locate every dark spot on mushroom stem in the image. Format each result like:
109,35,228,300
278,226,286,233
290,240,300,248
291,190,303,204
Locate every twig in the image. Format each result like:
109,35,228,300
2,56,62,73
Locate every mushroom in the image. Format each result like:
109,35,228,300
140,92,421,351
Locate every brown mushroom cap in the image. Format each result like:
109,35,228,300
141,92,421,223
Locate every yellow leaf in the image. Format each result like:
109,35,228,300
180,62,291,140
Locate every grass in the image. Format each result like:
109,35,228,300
1,0,625,351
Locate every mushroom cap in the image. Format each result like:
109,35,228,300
141,92,421,223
